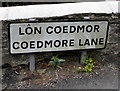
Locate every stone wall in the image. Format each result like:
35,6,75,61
0,21,2,65
0,21,2,90
1,13,120,66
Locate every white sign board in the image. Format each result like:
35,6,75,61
9,20,109,54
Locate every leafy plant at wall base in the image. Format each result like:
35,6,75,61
82,57,94,72
51,56,60,68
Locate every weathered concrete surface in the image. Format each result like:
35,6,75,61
44,64,118,89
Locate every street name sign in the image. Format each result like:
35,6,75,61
9,20,109,54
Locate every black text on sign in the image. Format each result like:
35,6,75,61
9,20,109,54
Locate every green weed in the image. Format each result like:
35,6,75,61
75,56,94,72
82,56,94,72
50,55,60,68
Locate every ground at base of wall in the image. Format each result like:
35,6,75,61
1,52,119,90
